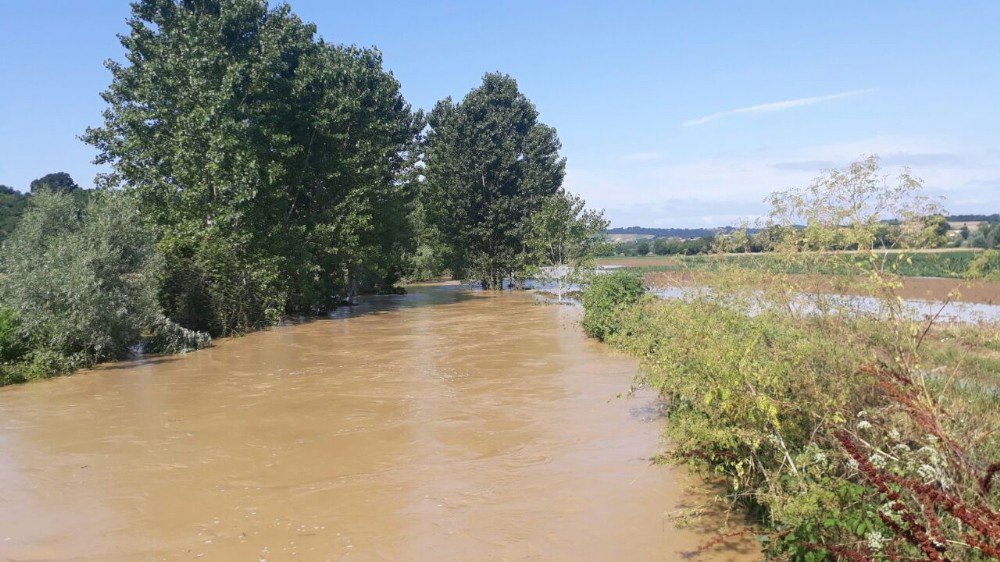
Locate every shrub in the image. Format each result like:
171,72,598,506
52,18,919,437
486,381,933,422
0,191,162,363
966,249,1000,280
0,307,26,364
580,270,645,340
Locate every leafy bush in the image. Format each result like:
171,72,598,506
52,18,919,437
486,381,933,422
0,307,26,364
157,231,285,336
0,191,161,363
580,270,645,340
965,249,1000,280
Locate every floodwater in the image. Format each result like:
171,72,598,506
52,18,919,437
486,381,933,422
0,284,758,561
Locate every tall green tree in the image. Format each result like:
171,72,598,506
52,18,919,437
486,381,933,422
85,0,420,334
422,73,565,289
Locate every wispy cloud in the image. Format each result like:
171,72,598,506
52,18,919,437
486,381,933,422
682,89,875,127
620,152,664,162
565,135,1000,227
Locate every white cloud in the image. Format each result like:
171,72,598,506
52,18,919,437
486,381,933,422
682,89,875,127
565,135,1000,227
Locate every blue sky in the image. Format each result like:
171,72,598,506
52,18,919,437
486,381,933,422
1,1,998,227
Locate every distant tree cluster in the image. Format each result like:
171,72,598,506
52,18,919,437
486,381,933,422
947,213,1000,222
29,172,79,194
605,235,717,256
608,225,748,238
0,173,87,242
0,185,30,241
964,220,1000,249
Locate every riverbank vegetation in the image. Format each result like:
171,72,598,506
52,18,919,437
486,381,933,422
583,159,1000,560
0,191,209,385
0,0,602,385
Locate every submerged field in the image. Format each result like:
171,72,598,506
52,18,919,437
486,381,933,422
598,250,1000,307
597,249,984,279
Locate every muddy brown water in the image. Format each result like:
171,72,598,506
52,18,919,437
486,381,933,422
0,284,758,561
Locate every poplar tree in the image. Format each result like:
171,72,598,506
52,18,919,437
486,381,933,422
85,0,420,334
422,73,565,289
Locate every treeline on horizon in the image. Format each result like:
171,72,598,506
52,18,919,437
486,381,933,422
0,0,607,384
608,213,1000,238
607,215,1000,256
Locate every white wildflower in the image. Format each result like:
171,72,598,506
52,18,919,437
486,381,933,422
870,453,887,469
857,420,873,431
866,530,888,552
917,464,937,481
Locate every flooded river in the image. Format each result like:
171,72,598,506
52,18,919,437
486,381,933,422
0,284,757,561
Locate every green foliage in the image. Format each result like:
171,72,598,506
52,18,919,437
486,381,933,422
966,221,1000,249
144,316,212,355
0,307,26,364
965,249,1000,280
0,191,162,367
422,73,565,289
583,157,999,560
920,213,950,247
0,185,30,242
84,0,421,334
767,155,943,253
526,189,608,300
580,270,645,341
29,172,80,194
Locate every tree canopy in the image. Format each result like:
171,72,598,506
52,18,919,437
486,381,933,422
421,73,566,289
0,191,161,365
29,172,80,194
527,189,608,300
84,0,421,334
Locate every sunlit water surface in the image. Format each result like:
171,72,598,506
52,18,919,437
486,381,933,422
0,283,758,561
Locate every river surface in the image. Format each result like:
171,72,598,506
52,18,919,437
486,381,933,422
0,283,758,561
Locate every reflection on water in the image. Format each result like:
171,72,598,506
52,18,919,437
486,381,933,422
0,283,757,561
